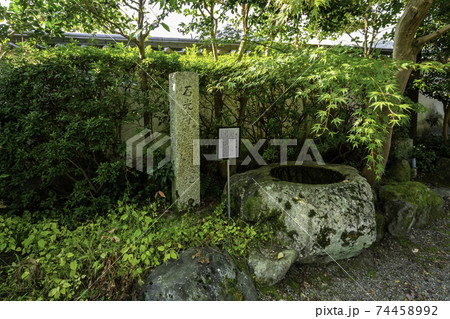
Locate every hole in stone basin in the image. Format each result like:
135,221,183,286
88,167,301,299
270,165,345,184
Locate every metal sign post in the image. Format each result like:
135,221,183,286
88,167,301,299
218,127,240,218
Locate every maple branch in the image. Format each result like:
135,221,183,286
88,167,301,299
415,23,450,47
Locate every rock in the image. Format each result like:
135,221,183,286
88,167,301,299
435,158,450,185
227,162,376,264
379,182,444,237
136,247,257,301
432,187,450,199
248,248,298,286
389,159,411,182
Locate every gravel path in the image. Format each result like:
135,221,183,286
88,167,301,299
258,197,449,301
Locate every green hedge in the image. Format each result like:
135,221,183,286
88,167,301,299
0,45,144,219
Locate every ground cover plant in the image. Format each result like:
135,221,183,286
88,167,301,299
0,201,274,300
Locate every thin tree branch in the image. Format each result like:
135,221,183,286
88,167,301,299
66,158,98,193
81,4,131,42
415,23,450,47
123,1,140,12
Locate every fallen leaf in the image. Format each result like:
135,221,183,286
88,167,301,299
157,191,166,198
108,228,117,234
192,251,201,259
277,252,284,259
412,248,419,253
110,236,120,243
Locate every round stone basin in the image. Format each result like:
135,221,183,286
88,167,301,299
228,162,376,264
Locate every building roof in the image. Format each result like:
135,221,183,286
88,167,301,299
9,31,394,54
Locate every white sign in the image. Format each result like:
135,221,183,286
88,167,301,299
218,127,240,159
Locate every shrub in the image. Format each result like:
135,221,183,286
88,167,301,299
411,134,450,172
0,45,158,220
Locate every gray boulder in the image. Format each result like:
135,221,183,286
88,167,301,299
137,247,257,301
432,187,450,199
379,182,444,237
227,162,376,264
248,248,298,286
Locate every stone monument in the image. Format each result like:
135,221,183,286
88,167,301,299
169,72,200,210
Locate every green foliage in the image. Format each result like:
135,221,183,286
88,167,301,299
0,44,154,219
411,135,450,172
415,63,449,104
0,0,68,58
181,46,416,176
63,0,170,43
0,44,417,215
307,0,403,56
0,201,273,300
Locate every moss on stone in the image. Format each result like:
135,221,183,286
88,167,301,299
340,230,362,247
379,181,445,237
242,195,264,222
381,182,443,211
259,284,284,300
317,226,336,248
284,201,292,210
308,209,317,218
220,277,245,301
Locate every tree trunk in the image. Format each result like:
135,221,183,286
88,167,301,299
211,41,219,62
362,0,434,186
209,2,219,62
237,4,249,61
237,95,248,126
265,19,278,57
214,90,223,124
408,53,421,140
138,42,151,129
